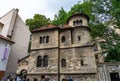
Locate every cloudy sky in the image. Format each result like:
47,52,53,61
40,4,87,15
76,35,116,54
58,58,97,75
0,0,83,21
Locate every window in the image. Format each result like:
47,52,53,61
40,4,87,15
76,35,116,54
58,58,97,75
79,20,82,25
94,44,98,51
43,36,46,43
46,36,49,43
80,60,84,66
78,36,81,41
61,58,66,67
73,21,76,26
36,56,42,67
39,37,42,44
43,55,48,67
61,36,65,43
76,20,79,25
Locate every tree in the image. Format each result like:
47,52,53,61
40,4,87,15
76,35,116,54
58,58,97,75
26,14,50,30
52,7,68,26
92,0,120,62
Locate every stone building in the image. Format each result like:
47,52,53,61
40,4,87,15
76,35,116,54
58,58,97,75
17,13,98,81
98,62,120,81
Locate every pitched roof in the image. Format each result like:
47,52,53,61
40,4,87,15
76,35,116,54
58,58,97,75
60,24,72,29
31,24,74,33
31,24,59,33
0,35,14,43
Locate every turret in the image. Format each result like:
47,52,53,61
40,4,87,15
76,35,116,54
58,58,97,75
67,12,89,27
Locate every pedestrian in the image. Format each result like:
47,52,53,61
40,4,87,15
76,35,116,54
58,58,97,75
41,74,45,81
52,77,57,81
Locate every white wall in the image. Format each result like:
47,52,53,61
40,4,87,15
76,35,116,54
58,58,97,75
0,9,15,37
0,40,11,71
6,14,31,74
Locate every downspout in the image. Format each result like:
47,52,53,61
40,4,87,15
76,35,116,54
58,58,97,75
58,28,60,81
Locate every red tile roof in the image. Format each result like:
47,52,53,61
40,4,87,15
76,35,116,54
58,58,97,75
31,24,73,33
0,35,14,43
31,24,59,33
60,24,72,29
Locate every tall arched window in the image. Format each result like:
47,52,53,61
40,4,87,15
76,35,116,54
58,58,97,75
61,58,66,67
73,21,76,26
39,37,42,44
43,36,46,43
61,36,65,43
43,55,48,67
76,20,79,25
79,20,82,25
36,56,42,67
46,36,49,43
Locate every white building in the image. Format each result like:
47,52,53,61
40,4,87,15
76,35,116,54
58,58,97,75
0,22,14,80
0,9,31,78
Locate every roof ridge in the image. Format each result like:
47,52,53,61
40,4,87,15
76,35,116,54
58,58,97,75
0,8,19,19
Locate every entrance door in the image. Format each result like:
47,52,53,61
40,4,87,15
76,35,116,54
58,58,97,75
0,71,5,81
110,73,120,81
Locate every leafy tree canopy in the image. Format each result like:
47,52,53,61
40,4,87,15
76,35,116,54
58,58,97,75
25,14,50,30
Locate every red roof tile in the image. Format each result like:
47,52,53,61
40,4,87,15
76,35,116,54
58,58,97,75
31,24,59,32
60,24,72,29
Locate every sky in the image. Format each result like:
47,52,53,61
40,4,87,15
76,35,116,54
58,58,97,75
0,0,83,21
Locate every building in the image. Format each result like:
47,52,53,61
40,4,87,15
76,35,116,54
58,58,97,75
98,62,120,81
17,13,98,81
0,22,14,80
0,9,31,77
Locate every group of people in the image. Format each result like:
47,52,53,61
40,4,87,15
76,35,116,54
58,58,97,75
41,75,57,81
62,77,73,81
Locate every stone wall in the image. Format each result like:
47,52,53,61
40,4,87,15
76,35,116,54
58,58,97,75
17,48,58,74
60,47,97,73
31,29,58,50
60,27,91,48
68,16,88,27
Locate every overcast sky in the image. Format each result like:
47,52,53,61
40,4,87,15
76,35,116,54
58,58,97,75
0,0,83,21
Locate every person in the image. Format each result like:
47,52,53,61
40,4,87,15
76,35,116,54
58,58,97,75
52,77,57,81
67,77,73,81
45,76,51,81
62,78,67,81
41,74,45,81
20,77,28,81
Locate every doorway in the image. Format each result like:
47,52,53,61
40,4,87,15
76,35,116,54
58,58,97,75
110,73,120,81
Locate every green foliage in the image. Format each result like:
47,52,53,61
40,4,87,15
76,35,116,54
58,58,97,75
26,14,50,30
105,43,120,62
110,0,120,27
52,7,68,26
92,0,120,62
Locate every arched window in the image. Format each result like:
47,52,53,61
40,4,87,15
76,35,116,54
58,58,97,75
61,36,65,43
46,36,49,43
20,69,27,78
36,56,42,67
43,55,48,67
76,20,79,25
73,21,76,26
78,36,81,41
39,37,42,44
61,58,66,67
80,60,84,66
79,20,82,25
43,36,46,43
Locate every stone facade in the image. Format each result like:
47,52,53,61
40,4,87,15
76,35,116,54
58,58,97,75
98,62,120,81
17,13,98,81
